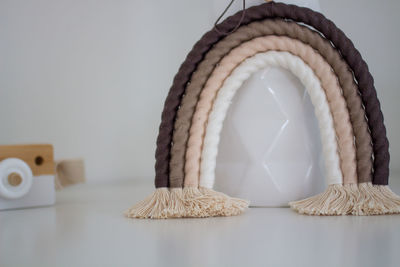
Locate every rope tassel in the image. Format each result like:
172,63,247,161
352,183,399,215
182,187,212,217
198,187,249,217
124,188,170,219
289,185,350,215
162,188,186,218
291,183,400,216
181,187,249,217
373,185,400,213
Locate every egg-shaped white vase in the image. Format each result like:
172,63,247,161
214,67,326,206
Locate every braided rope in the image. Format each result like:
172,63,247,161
200,51,341,188
171,19,372,188
182,35,356,188
157,2,387,188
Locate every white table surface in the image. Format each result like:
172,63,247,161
1,178,400,267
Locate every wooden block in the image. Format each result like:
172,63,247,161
0,144,55,176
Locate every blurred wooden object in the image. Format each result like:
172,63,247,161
55,159,85,190
0,144,55,176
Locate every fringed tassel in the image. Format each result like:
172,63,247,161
162,188,186,218
375,185,400,202
199,187,249,217
124,188,170,219
373,185,400,214
352,183,400,215
291,183,400,216
289,184,350,215
340,183,360,214
181,187,249,218
182,187,214,217
352,182,388,215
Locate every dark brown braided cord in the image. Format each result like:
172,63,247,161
154,1,389,187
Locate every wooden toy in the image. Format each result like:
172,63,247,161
0,144,55,210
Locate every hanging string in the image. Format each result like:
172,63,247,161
213,0,246,35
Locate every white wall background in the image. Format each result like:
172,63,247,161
0,0,399,182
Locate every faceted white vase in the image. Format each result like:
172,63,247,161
211,0,323,207
214,67,326,206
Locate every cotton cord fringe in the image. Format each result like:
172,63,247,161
125,188,170,219
290,183,400,215
125,187,248,219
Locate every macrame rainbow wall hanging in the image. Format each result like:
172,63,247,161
125,1,400,218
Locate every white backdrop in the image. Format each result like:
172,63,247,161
0,0,399,182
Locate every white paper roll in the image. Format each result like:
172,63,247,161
0,158,33,199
